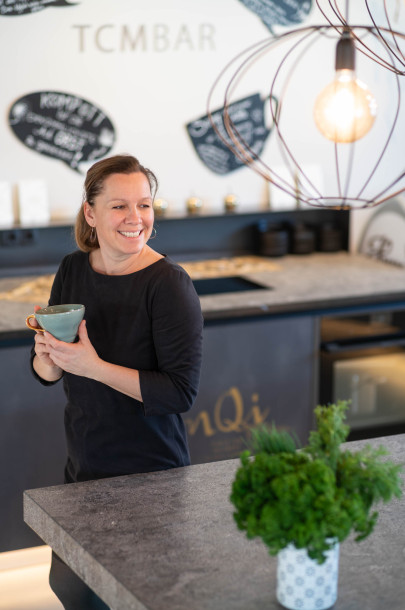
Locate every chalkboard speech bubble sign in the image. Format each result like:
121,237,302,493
238,0,312,32
0,0,77,16
9,91,116,173
186,93,277,175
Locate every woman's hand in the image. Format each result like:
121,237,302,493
32,305,59,369
43,319,101,378
38,318,143,400
32,305,64,381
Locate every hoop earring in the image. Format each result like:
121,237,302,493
150,227,157,240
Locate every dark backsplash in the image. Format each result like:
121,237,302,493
0,208,349,277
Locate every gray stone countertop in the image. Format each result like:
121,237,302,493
24,434,405,610
200,252,405,320
2,253,405,333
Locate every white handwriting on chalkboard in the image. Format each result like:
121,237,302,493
0,0,77,16
72,23,216,53
39,93,106,126
9,91,115,172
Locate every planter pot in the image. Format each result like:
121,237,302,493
276,542,340,610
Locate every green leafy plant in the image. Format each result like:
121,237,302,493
230,401,403,563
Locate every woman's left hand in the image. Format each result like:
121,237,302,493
43,320,100,378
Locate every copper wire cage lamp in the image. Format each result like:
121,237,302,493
207,10,405,210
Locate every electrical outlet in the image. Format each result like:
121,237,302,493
0,230,20,247
20,229,37,246
0,228,37,247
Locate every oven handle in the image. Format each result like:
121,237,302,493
321,333,405,353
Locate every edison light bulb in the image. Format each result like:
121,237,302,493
314,69,377,143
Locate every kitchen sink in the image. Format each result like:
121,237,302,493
192,276,269,296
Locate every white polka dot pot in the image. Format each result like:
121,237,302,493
276,542,340,610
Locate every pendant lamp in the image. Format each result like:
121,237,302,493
207,17,405,209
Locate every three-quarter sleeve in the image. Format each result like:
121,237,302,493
139,268,203,416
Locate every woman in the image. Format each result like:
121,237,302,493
30,154,203,609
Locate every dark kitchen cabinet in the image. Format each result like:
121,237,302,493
185,314,317,464
0,336,67,552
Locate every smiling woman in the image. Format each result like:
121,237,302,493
29,154,204,610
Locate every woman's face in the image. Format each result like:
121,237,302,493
84,172,154,261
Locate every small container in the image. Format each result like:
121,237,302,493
224,193,239,213
277,541,340,610
258,222,289,257
291,223,315,255
186,196,203,214
153,198,169,216
318,223,343,252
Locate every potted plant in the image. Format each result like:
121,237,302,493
230,401,403,610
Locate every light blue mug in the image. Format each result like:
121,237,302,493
26,304,85,343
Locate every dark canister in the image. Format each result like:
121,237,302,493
290,223,315,254
258,221,289,257
318,223,343,252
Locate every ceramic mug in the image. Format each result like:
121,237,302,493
25,304,85,343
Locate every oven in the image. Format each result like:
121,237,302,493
319,307,405,440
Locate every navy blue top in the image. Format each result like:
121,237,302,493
31,251,203,482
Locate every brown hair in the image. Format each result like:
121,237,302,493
75,154,158,252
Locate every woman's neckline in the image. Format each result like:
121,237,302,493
86,250,167,278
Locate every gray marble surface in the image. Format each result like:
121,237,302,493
24,434,405,610
2,252,405,331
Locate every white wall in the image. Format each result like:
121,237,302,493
1,0,405,249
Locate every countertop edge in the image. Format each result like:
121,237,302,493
23,491,148,610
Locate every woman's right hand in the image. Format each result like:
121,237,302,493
32,305,62,371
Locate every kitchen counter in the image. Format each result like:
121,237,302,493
24,433,405,610
198,252,405,319
2,253,405,333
